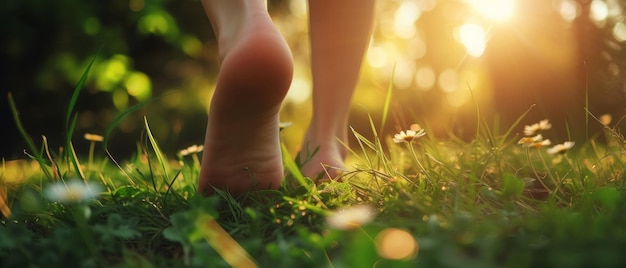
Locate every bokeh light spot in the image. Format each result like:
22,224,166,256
139,12,170,35
394,1,420,39
557,0,580,22
181,35,203,57
589,0,609,26
367,45,390,69
286,77,311,104
393,59,416,89
97,55,129,91
415,66,436,90
613,22,626,42
375,228,418,260
459,23,486,57
124,71,152,101
438,69,458,93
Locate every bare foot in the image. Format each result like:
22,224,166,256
198,11,293,196
299,128,348,182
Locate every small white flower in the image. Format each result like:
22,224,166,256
518,134,551,148
518,134,543,145
392,128,426,144
531,139,551,149
524,119,552,136
547,141,575,155
44,180,103,203
178,145,204,156
326,205,376,230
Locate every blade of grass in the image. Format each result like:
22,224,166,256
65,46,103,128
66,113,86,180
380,63,396,135
163,170,184,203
467,83,482,142
42,135,61,181
281,142,310,191
8,92,53,180
196,216,258,268
143,142,160,194
350,126,374,170
144,116,169,179
350,128,377,151
498,104,536,146
103,97,161,186
103,96,160,151
367,114,392,173
67,141,86,180
64,47,103,161
105,150,136,186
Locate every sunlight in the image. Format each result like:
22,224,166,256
394,1,420,39
613,22,626,42
367,45,390,69
286,77,311,103
589,0,609,24
556,0,580,22
468,0,515,21
458,23,486,57
393,58,416,89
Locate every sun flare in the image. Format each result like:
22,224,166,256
468,0,516,21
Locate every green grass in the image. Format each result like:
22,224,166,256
3,63,626,267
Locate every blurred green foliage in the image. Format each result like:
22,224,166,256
1,0,226,159
2,0,626,161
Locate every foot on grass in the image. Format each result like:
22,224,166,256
198,12,293,196
299,132,348,183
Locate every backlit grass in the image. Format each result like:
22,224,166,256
2,61,626,267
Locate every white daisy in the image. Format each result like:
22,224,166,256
178,144,204,156
392,128,426,144
44,180,103,203
547,141,575,155
326,205,376,230
524,119,552,136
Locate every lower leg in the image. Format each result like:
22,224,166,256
300,0,376,180
198,0,293,195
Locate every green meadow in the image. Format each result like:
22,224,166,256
2,61,626,267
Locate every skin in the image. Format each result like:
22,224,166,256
198,0,375,196
300,0,376,179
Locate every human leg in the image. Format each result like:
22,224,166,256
300,0,376,180
198,0,293,195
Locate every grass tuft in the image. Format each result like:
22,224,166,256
3,65,626,267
